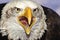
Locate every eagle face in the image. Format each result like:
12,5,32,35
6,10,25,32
1,0,47,40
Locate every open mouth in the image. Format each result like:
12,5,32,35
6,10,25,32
17,7,36,35
17,16,36,35
18,16,34,27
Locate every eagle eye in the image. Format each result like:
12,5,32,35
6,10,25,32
14,7,22,13
17,8,21,11
33,8,39,12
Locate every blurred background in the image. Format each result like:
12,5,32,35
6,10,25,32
0,0,60,16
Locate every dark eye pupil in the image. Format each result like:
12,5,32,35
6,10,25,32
14,7,21,11
17,8,20,11
33,8,39,12
33,9,36,12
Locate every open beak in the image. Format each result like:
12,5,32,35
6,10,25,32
17,7,36,35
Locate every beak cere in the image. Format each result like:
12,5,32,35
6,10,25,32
17,7,36,35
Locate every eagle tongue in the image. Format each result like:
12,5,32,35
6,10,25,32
21,20,28,25
20,16,29,26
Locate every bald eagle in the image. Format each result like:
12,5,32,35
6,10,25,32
0,0,60,40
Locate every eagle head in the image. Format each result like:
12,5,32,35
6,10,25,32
0,0,47,40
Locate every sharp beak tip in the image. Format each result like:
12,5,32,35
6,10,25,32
26,32,30,35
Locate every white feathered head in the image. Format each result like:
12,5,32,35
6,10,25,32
0,0,47,40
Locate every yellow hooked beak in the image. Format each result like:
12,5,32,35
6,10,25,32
17,7,36,35
23,7,32,25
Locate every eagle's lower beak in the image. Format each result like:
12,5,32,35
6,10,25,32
25,27,31,35
17,7,36,35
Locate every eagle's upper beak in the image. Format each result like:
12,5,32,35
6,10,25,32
23,7,32,25
17,7,36,35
